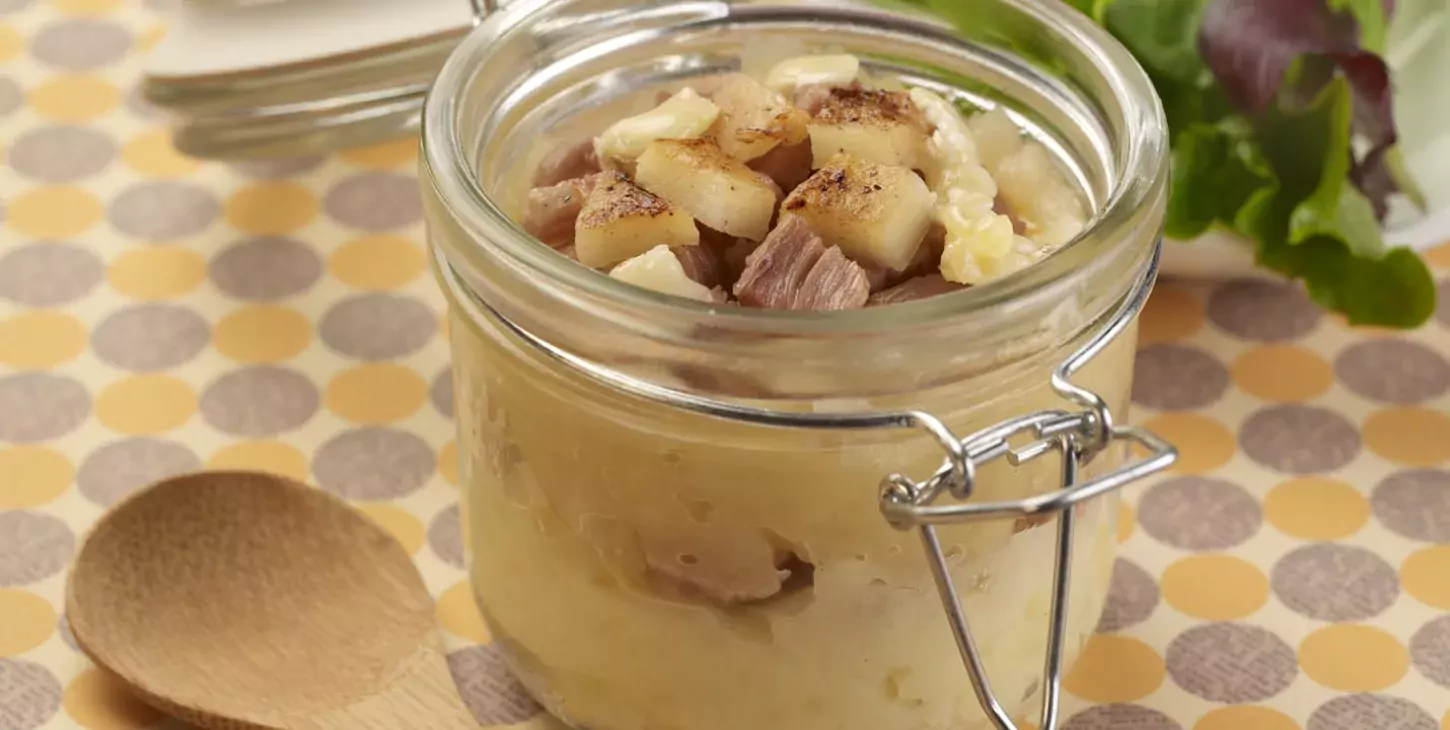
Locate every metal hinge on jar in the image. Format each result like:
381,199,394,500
873,249,1177,728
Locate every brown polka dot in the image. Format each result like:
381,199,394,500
108,181,219,240
7,125,115,182
1137,477,1261,550
0,243,102,306
1272,544,1399,621
1208,280,1322,341
1096,558,1158,632
0,373,89,442
199,366,319,436
1411,615,1450,688
77,438,200,507
1373,470,1450,542
428,503,465,569
0,512,74,586
1436,279,1450,329
1165,623,1296,702
447,644,542,725
0,659,62,729
1063,704,1180,730
1239,405,1361,474
91,304,209,371
324,172,422,230
319,293,436,360
208,236,322,301
1132,344,1229,410
0,77,21,117
313,428,435,500
230,156,322,179
31,18,130,68
1307,694,1437,730
431,368,453,418
1140,283,1204,345
1336,340,1450,403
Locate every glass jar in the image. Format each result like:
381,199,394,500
421,1,1171,729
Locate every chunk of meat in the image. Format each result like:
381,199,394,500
734,216,870,311
640,526,813,605
672,244,726,289
522,177,595,248
867,274,966,306
748,139,814,193
793,247,870,310
532,138,601,187
733,216,825,308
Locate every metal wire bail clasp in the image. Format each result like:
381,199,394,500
877,250,1178,730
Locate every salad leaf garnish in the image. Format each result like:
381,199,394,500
890,0,1435,327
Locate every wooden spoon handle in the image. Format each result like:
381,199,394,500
298,643,477,730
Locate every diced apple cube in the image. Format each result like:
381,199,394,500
709,73,810,161
574,172,700,269
807,88,929,169
634,139,781,242
781,153,934,271
609,245,717,302
594,88,720,164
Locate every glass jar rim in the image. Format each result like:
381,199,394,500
421,0,1167,342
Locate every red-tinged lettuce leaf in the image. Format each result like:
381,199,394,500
1233,77,1434,326
1198,0,1405,217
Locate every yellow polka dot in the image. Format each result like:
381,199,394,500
107,247,207,300
1139,413,1236,474
340,136,418,169
53,0,122,13
1062,635,1164,703
8,186,103,238
1264,477,1368,540
0,311,86,368
0,589,56,656
225,182,318,235
0,24,21,62
357,504,425,555
1365,408,1450,466
122,129,199,178
1116,500,1134,543
1162,555,1269,620
0,446,73,509
1441,710,1448,730
96,375,196,435
326,364,427,424
214,306,310,363
1299,624,1408,691
207,441,309,482
1140,284,1204,345
436,581,491,642
1424,240,1450,268
30,75,118,122
329,234,426,290
439,440,459,486
1403,546,1450,609
1232,345,1333,402
63,667,164,730
1195,706,1299,730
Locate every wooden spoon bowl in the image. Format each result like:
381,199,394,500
66,471,477,730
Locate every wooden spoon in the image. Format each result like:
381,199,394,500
65,471,479,730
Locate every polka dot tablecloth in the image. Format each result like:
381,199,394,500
2,2,1450,730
